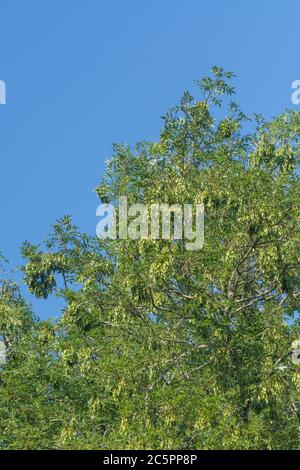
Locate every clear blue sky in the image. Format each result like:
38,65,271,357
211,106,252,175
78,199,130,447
0,0,299,318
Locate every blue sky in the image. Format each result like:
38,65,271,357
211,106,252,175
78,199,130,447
0,0,299,318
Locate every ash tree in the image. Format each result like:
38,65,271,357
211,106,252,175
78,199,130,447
0,67,299,449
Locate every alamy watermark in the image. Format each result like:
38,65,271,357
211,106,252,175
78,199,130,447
292,340,300,365
291,80,300,105
96,197,204,251
0,80,6,105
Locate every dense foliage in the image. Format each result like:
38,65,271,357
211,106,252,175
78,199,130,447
0,68,300,449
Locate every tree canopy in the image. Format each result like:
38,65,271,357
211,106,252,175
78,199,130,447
0,67,300,449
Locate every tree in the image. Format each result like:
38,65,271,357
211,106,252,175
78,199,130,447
0,67,299,449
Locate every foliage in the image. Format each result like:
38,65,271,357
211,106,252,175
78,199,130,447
0,68,300,449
